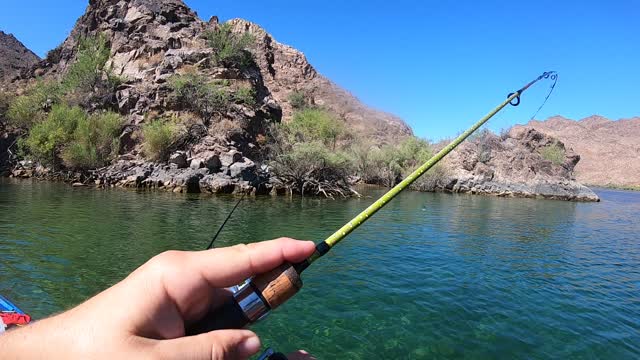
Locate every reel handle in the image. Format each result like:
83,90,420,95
186,263,303,334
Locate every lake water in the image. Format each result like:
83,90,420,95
1,178,638,359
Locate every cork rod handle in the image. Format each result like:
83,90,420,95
186,263,303,334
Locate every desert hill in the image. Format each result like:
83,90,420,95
516,116,640,188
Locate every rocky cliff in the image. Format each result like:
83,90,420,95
516,116,640,188
5,0,411,194
15,0,410,139
0,31,39,85
439,128,599,201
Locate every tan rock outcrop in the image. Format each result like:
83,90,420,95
517,116,640,188
440,128,599,201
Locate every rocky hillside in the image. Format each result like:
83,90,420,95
440,128,599,201
3,0,411,194
14,0,410,139
228,19,412,141
516,116,640,188
0,31,39,85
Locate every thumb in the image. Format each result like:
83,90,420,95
153,330,261,360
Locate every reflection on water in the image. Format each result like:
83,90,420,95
1,179,639,358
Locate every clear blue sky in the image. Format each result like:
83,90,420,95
1,0,638,140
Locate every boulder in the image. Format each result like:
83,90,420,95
173,170,203,193
190,158,204,170
169,151,188,169
220,150,243,167
229,159,256,180
200,174,236,194
202,152,222,172
119,127,138,154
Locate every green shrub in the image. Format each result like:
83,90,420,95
283,108,346,150
268,109,353,196
205,23,255,69
170,74,230,122
540,142,565,165
7,81,62,127
270,139,353,197
61,112,122,169
61,34,111,93
288,91,307,110
20,104,122,169
470,128,494,164
350,136,446,189
0,92,14,120
21,104,85,165
142,120,179,161
60,34,122,109
234,86,256,107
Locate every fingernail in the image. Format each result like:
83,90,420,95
239,335,261,355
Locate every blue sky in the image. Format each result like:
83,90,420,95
1,0,638,140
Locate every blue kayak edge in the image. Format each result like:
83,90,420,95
0,295,25,315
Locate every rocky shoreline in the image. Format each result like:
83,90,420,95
9,149,271,195
5,163,600,202
4,128,601,202
0,0,600,203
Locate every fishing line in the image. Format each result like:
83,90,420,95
528,72,558,120
206,193,245,250
482,71,559,136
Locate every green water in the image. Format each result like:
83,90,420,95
1,178,639,359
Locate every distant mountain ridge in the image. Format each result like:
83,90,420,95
0,31,40,85
515,115,640,188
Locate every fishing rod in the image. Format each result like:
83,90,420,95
187,71,558,334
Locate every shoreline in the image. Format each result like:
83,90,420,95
2,173,602,202
586,184,640,192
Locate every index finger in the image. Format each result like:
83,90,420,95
191,238,316,288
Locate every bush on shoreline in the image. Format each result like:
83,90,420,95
268,108,354,197
142,119,180,161
267,106,447,196
350,136,446,189
7,34,124,171
62,112,122,169
20,104,122,168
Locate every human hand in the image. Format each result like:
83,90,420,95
0,238,316,359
